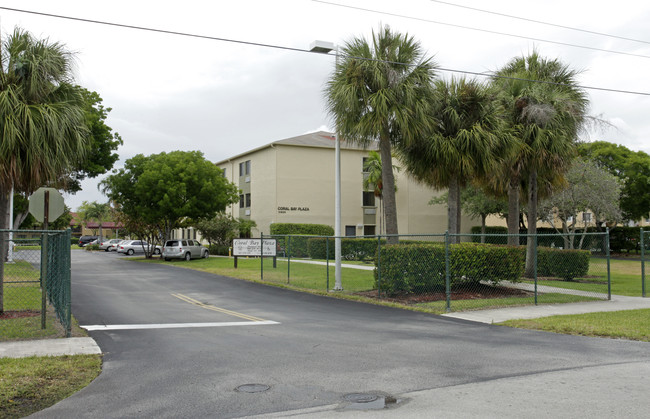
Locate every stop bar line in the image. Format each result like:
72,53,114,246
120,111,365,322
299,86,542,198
81,321,279,331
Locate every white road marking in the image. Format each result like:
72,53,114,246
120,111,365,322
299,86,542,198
81,320,280,331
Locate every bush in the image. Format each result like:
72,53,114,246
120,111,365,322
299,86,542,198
270,223,334,236
85,244,100,251
376,243,525,295
609,227,640,253
537,247,590,280
307,237,384,261
208,244,230,256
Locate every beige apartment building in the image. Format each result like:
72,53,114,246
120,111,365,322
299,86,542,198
215,131,479,237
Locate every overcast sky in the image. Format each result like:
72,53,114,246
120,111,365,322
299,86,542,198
2,0,649,211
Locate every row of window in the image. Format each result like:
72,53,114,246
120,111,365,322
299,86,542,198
239,160,251,176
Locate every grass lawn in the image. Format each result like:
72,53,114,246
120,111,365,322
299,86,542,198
523,257,645,297
500,308,650,341
0,355,102,419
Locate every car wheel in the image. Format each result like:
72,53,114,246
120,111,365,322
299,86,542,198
202,250,209,259
164,258,171,262
127,249,134,256
184,252,191,261
154,248,161,255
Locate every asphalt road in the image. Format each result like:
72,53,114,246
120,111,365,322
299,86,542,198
32,250,650,418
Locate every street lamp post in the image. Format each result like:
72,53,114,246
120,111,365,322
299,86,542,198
310,40,343,291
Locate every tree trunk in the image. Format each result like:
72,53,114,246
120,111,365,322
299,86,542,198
525,169,538,278
447,175,460,244
379,135,399,245
507,178,520,246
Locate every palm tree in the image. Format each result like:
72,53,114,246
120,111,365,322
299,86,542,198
398,77,503,243
78,201,112,239
493,51,588,276
362,150,398,235
325,25,437,244
0,28,88,312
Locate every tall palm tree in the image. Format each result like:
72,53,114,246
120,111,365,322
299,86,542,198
0,28,88,312
325,25,437,244
79,201,112,239
398,77,503,243
362,150,398,235
493,51,588,276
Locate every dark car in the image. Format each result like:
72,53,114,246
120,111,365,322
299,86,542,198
78,236,99,247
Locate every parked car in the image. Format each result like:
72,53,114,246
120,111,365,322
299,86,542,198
117,240,161,256
78,236,99,247
109,240,127,252
99,238,122,251
163,239,209,261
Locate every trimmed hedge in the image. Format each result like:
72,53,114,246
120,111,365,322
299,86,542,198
270,223,334,236
375,243,525,295
208,244,230,256
307,238,383,261
537,247,590,280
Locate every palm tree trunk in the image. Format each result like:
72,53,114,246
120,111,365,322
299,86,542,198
448,175,460,244
507,178,520,246
481,214,487,244
379,135,399,245
525,169,538,278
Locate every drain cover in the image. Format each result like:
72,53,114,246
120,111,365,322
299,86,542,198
343,393,379,403
235,384,270,393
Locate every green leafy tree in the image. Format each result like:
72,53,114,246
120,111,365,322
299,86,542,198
578,141,650,221
325,25,437,244
399,77,503,242
76,201,112,239
0,28,88,312
196,213,239,247
101,151,239,257
493,51,589,276
539,157,622,249
237,218,257,238
63,88,123,193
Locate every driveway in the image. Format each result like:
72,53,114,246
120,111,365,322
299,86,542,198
32,250,650,418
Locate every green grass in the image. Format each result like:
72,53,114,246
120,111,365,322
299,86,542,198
500,308,650,341
0,354,102,419
524,257,645,296
142,256,377,292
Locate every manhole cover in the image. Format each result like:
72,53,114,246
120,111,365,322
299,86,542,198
343,393,379,403
235,384,270,393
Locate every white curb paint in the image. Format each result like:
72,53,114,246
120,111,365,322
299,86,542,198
81,320,280,331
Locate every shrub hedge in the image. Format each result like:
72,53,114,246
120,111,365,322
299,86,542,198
376,243,591,295
375,243,526,295
307,238,383,261
270,223,334,258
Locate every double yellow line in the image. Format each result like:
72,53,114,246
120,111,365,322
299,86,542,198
171,293,266,322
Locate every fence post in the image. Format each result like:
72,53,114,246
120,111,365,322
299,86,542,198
287,235,291,284
534,233,538,305
40,232,48,329
641,228,646,298
377,235,381,299
445,231,451,312
326,236,329,291
65,229,72,337
606,228,611,300
260,232,264,281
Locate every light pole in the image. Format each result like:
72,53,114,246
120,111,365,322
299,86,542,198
309,40,342,291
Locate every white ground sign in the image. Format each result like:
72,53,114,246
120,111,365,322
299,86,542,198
232,239,277,257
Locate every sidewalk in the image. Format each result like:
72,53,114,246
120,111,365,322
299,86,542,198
0,337,101,358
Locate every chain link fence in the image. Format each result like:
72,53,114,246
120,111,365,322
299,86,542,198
0,229,72,340
258,232,610,313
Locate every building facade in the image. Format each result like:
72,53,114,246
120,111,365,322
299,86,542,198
215,131,479,237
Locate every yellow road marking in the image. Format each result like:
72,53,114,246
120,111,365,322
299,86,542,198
171,293,266,322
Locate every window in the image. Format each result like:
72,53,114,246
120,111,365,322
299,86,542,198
362,191,375,207
245,160,251,175
245,193,251,208
345,225,356,237
583,212,592,223
363,225,375,236
239,162,244,176
239,194,245,207
222,168,227,178
567,215,574,223
362,157,370,172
